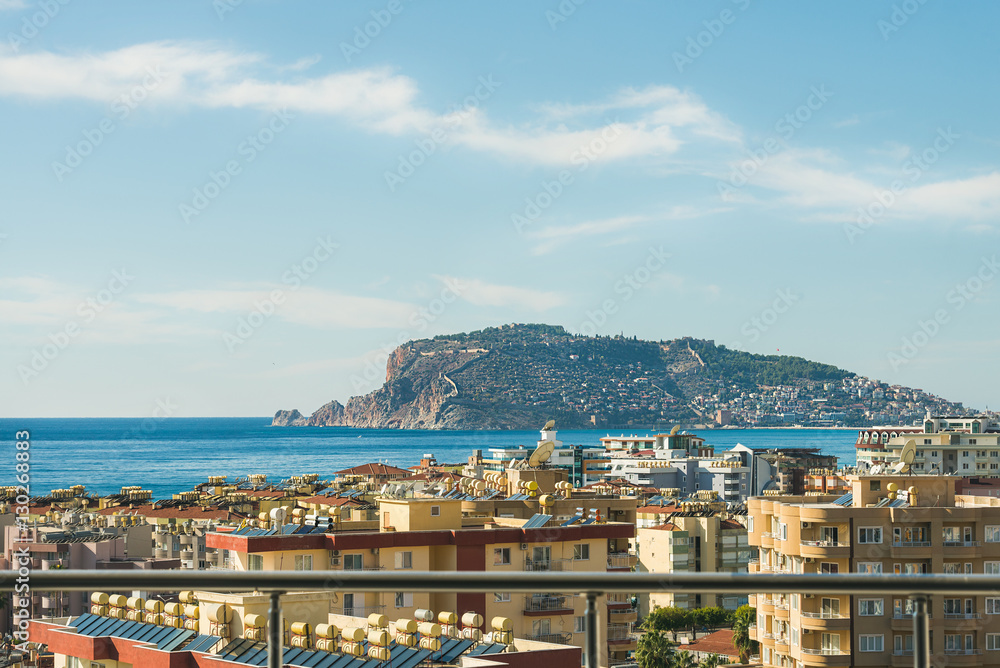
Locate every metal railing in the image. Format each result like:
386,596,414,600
9,571,1000,668
524,595,571,612
893,540,932,547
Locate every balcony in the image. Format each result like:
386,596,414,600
800,648,850,656
524,595,573,614
942,540,981,548
525,632,573,644
800,611,849,619
608,608,637,624
944,612,981,619
524,558,571,572
892,540,931,547
944,648,983,655
607,553,637,569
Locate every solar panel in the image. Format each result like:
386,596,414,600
283,523,299,534
832,492,853,506
437,638,475,663
159,629,195,652
186,634,223,654
392,648,431,668
219,638,257,658
479,643,507,655
579,517,596,525
523,513,552,529
561,515,583,527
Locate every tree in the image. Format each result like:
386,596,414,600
672,649,696,668
731,605,757,663
697,653,723,668
643,606,691,641
636,630,676,668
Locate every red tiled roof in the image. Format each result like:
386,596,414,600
684,629,738,659
335,463,411,476
720,519,745,530
637,505,681,514
299,496,366,507
647,522,681,531
97,504,239,520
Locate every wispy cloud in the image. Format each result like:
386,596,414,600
0,42,738,167
0,0,28,10
432,275,566,312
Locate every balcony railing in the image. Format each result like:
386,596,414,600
524,558,571,572
12,570,1000,668
800,648,850,656
800,540,850,547
893,540,932,547
525,632,573,644
607,553,636,569
800,611,849,619
329,603,385,617
944,612,981,619
943,540,981,547
524,595,571,612
944,648,983,655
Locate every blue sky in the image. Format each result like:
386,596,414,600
2,1,998,418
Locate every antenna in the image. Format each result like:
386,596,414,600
528,441,555,468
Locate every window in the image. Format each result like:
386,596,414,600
248,554,263,571
859,599,884,616
944,599,962,615
987,526,1000,543
987,598,1000,615
943,562,962,575
344,554,363,570
821,633,840,652
858,527,882,544
987,633,1000,651
573,544,590,561
986,562,1000,575
494,547,511,566
780,523,788,540
858,562,883,574
294,554,312,571
395,551,413,569
821,598,841,617
944,634,962,652
859,634,883,652
574,616,586,633
748,516,754,532
870,480,881,491
394,592,413,608
494,592,511,602
820,562,839,574
430,505,440,516
895,634,914,653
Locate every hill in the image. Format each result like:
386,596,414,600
273,324,967,429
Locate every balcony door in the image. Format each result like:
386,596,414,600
820,526,839,545
821,598,840,618
821,633,840,652
533,546,551,568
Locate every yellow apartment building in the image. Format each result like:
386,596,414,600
207,497,638,668
749,474,1000,668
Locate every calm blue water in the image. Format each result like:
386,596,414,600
0,418,859,498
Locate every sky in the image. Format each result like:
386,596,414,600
1,1,998,418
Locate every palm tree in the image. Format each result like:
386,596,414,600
697,653,723,668
731,605,757,663
636,630,676,668
672,649,696,668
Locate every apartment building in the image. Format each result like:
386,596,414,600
206,496,637,668
636,504,750,613
856,414,1000,471
749,473,1000,668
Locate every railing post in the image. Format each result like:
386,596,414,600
911,595,929,668
585,592,598,668
268,591,283,668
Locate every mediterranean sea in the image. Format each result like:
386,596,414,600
1,418,859,498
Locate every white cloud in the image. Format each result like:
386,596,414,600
432,275,566,312
0,0,27,9
0,43,738,165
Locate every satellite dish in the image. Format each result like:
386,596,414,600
869,464,883,475
528,441,556,468
892,440,917,474
670,425,681,435
542,419,556,431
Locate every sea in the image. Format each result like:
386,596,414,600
0,418,861,498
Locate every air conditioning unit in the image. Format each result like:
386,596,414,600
805,557,814,563
332,550,340,557
804,594,814,599
371,548,379,555
801,522,811,529
520,543,528,550
803,628,812,634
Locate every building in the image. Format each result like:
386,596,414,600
636,499,750,613
856,414,1000,471
207,496,637,668
749,473,1000,668
482,426,609,487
